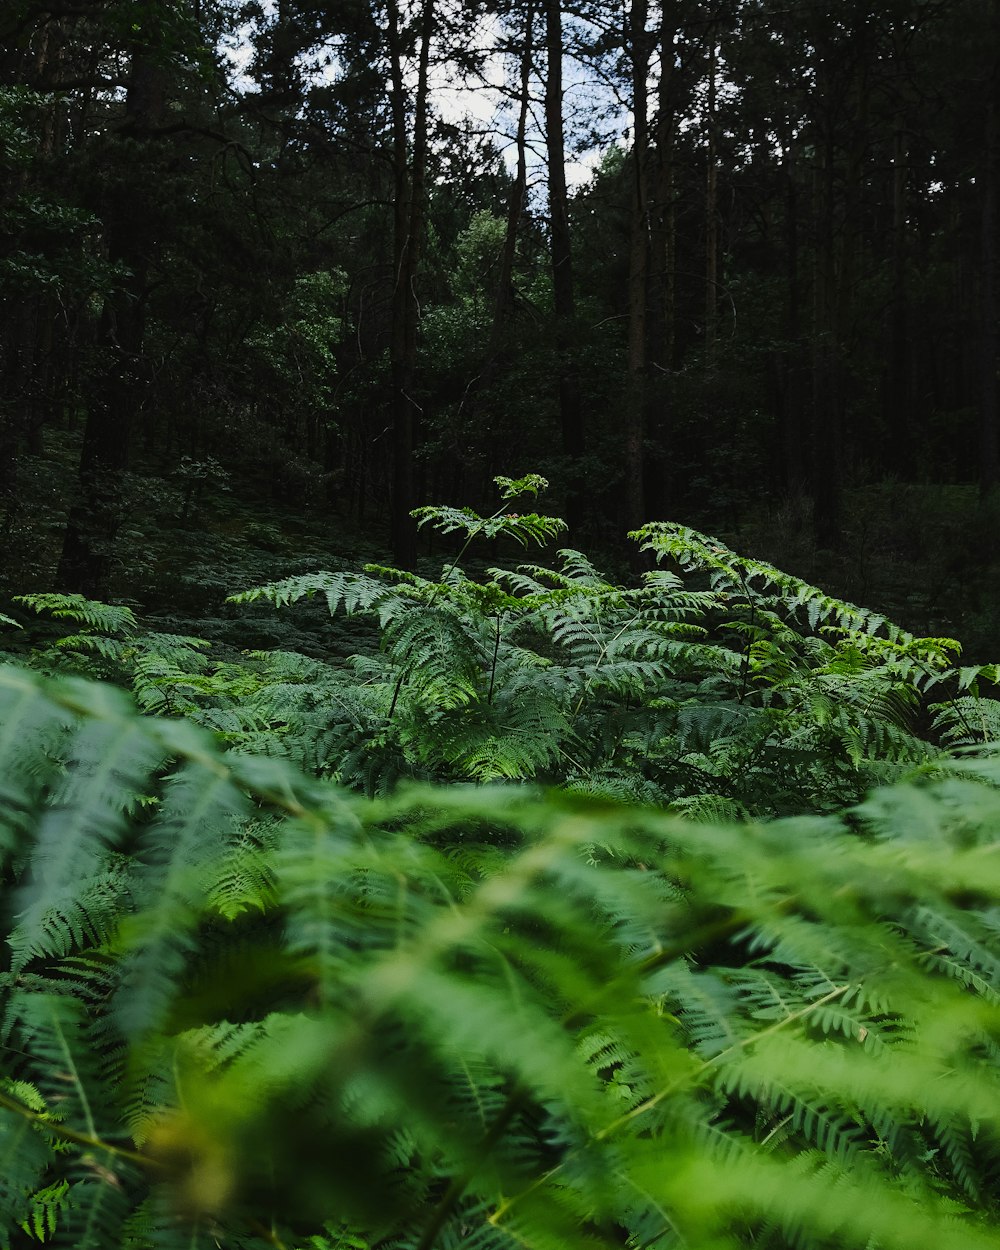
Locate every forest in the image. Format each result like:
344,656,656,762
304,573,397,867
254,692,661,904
4,1,1000,1248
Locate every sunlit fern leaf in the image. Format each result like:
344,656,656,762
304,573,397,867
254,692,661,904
16,1178,69,1243
15,593,138,637
11,712,164,971
8,859,131,970
650,962,746,1058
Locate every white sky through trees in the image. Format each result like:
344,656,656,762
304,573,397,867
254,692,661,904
225,1,625,193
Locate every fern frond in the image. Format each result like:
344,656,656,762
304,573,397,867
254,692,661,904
114,762,251,1044
15,593,138,636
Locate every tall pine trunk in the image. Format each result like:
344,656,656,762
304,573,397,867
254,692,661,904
625,0,650,543
883,114,912,475
472,1,534,407
809,123,842,550
980,31,1000,497
646,1,678,521
777,127,805,495
386,0,434,568
56,44,166,596
704,31,719,365
544,0,584,533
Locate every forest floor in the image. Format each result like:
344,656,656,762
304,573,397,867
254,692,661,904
6,432,1000,664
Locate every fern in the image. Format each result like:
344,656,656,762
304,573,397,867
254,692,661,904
9,487,1000,1244
4,665,1000,1246
8,487,988,817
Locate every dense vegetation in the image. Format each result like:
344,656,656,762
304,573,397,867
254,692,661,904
5,1,1000,1246
3,479,1000,1248
3,0,1000,647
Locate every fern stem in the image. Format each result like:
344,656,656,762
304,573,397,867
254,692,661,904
571,614,640,720
595,979,852,1141
494,977,852,1231
487,612,503,704
0,1088,162,1172
413,1087,526,1250
51,1009,98,1141
382,505,507,725
758,1112,794,1148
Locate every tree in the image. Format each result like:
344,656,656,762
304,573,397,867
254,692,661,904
386,0,435,568
56,24,172,595
544,0,585,534
624,0,652,542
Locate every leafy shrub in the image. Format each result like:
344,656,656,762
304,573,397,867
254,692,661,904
9,477,1000,817
3,665,1000,1248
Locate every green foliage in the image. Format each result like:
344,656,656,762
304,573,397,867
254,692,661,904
215,487,970,812
10,484,994,815
0,88,116,299
245,269,347,413
13,592,213,715
4,664,1000,1248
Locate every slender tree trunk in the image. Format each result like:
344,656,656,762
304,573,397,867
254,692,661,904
809,122,841,550
778,128,804,495
981,40,1000,497
645,2,678,521
386,0,434,568
625,0,650,543
56,44,166,595
544,0,584,533
704,31,719,364
472,1,534,404
886,114,912,477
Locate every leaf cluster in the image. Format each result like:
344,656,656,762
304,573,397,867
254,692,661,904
3,666,1000,1248
11,485,994,817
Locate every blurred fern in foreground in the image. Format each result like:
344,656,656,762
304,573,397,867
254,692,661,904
4,665,1000,1248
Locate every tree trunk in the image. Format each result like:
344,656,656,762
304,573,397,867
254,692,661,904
646,1,678,521
886,114,912,477
544,0,584,533
470,1,534,407
810,124,842,550
778,127,804,495
625,0,650,544
981,39,1000,497
56,44,167,596
386,0,434,568
704,31,719,365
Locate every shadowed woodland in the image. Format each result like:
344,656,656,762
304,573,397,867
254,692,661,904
2,0,1000,641
5,3,1000,1249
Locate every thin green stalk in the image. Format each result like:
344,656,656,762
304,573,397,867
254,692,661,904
388,501,513,722
0,1088,162,1173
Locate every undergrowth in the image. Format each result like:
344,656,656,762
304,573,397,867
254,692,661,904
3,477,1000,1248
2,665,1000,1247
7,476,998,815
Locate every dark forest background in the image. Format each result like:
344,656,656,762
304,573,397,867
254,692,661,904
3,0,999,653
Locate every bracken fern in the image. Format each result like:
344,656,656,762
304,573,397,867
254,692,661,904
2,664,1000,1247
